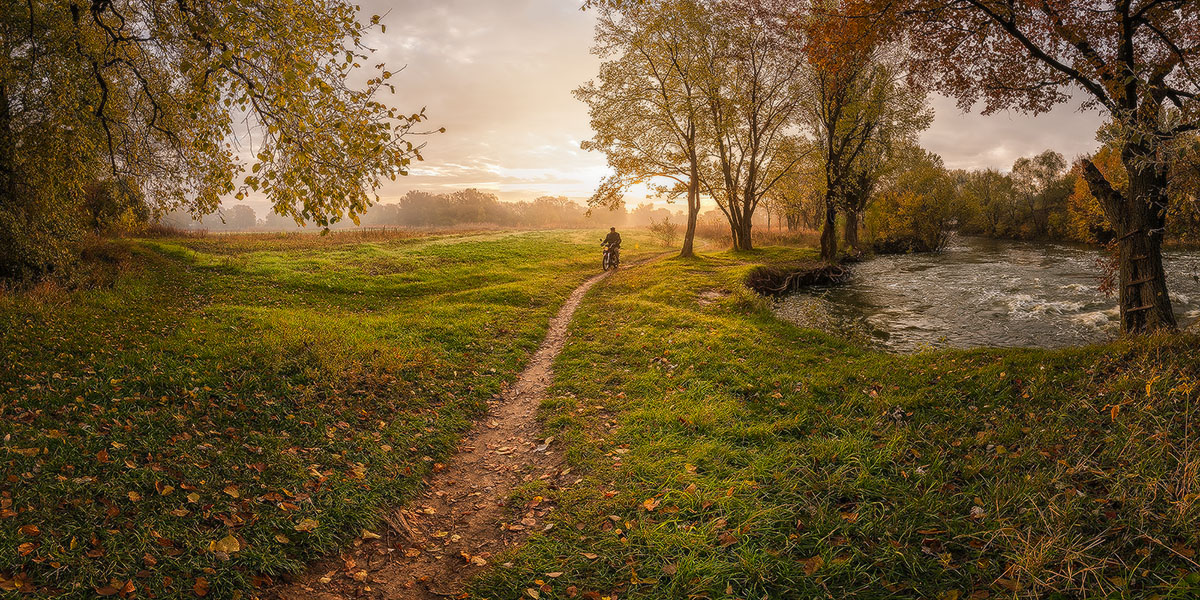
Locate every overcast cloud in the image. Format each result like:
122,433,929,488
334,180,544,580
360,0,1106,206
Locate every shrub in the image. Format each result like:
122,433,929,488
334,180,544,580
648,215,680,247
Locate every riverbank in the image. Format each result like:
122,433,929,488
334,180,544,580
776,236,1200,352
473,248,1200,599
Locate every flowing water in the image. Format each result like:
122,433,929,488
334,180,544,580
774,236,1200,352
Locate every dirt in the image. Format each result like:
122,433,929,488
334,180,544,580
266,265,628,600
697,289,731,306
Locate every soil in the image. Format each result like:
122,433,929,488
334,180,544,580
266,264,628,600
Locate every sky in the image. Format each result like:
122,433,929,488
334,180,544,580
359,0,1106,208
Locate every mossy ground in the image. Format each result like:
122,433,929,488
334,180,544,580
474,248,1200,600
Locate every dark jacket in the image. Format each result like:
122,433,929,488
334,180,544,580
603,231,622,247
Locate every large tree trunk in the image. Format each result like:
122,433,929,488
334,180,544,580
680,174,699,258
735,219,753,250
820,200,838,261
1080,157,1176,334
843,209,860,251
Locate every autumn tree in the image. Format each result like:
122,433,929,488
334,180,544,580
0,1,431,280
577,0,708,257
887,0,1200,333
1011,150,1068,237
799,0,930,259
696,2,808,250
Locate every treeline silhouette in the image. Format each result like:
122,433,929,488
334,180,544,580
164,189,683,232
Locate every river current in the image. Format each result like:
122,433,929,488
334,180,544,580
774,236,1200,352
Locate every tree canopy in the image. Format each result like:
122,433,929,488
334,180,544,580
0,0,432,280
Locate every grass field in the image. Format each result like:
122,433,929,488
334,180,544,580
4,233,1199,600
0,229,654,599
474,249,1200,600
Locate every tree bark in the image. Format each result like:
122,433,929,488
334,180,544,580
820,199,838,261
1080,157,1176,334
680,173,699,258
843,209,860,251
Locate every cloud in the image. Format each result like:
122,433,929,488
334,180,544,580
350,1,1110,205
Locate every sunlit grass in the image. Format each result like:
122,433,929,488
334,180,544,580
0,229,654,599
475,249,1200,600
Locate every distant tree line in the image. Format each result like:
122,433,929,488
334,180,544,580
164,189,683,232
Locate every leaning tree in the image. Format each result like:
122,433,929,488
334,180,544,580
0,1,431,280
881,0,1200,333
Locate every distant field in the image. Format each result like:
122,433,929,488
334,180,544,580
0,229,654,599
475,249,1200,600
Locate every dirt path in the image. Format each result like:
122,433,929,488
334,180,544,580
268,261,639,600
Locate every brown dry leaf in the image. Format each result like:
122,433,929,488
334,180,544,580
17,542,36,556
839,512,859,523
996,579,1022,592
802,556,824,576
361,529,381,540
223,485,240,499
294,518,319,532
187,493,200,503
662,563,678,576
525,589,540,599
127,491,142,502
717,532,738,547
194,576,210,597
274,534,290,544
938,592,961,600
546,572,563,578
581,552,599,560
18,525,39,537
642,498,660,511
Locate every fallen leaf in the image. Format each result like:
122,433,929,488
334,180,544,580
642,498,660,511
127,491,142,502
361,529,381,540
294,518,319,533
194,577,210,597
223,485,240,498
802,556,824,576
210,535,241,553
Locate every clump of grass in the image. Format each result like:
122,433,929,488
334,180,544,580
474,250,1200,600
0,229,655,599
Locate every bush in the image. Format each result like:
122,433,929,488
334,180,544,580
648,215,680,247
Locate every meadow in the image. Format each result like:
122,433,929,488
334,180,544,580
0,229,653,598
474,248,1200,600
2,230,1198,600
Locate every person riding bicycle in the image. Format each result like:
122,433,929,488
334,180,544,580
602,227,622,262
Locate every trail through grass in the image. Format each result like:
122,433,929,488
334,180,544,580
0,229,654,599
475,248,1200,600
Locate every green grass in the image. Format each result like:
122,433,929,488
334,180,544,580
0,229,656,599
473,248,1200,600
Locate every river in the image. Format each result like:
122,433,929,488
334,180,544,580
773,236,1200,351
